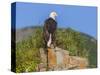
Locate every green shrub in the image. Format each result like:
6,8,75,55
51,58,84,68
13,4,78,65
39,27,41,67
16,27,97,72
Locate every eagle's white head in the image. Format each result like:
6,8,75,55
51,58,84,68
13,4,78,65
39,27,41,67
49,11,58,20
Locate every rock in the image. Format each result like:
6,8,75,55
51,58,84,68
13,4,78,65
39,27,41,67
36,63,46,72
48,48,57,70
55,47,70,69
69,56,88,69
39,47,88,71
56,50,63,65
39,48,47,63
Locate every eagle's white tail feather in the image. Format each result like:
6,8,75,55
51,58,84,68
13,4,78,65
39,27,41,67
47,34,52,47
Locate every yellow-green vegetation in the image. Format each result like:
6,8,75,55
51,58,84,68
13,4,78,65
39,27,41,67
56,28,97,68
16,27,97,72
16,27,43,72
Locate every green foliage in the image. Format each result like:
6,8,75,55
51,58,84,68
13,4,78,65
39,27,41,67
16,27,97,72
56,28,87,57
56,28,97,68
16,28,43,73
16,47,40,72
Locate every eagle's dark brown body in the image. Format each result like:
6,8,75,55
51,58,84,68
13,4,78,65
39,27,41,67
43,18,57,48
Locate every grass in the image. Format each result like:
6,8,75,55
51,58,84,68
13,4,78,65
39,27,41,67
15,27,97,72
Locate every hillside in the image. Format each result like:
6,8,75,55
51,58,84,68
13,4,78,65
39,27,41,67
16,26,42,42
16,26,97,72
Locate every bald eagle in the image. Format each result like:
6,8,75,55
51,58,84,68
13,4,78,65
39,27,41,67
43,11,57,48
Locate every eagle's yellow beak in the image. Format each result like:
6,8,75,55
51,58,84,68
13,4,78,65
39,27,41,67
54,12,58,17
